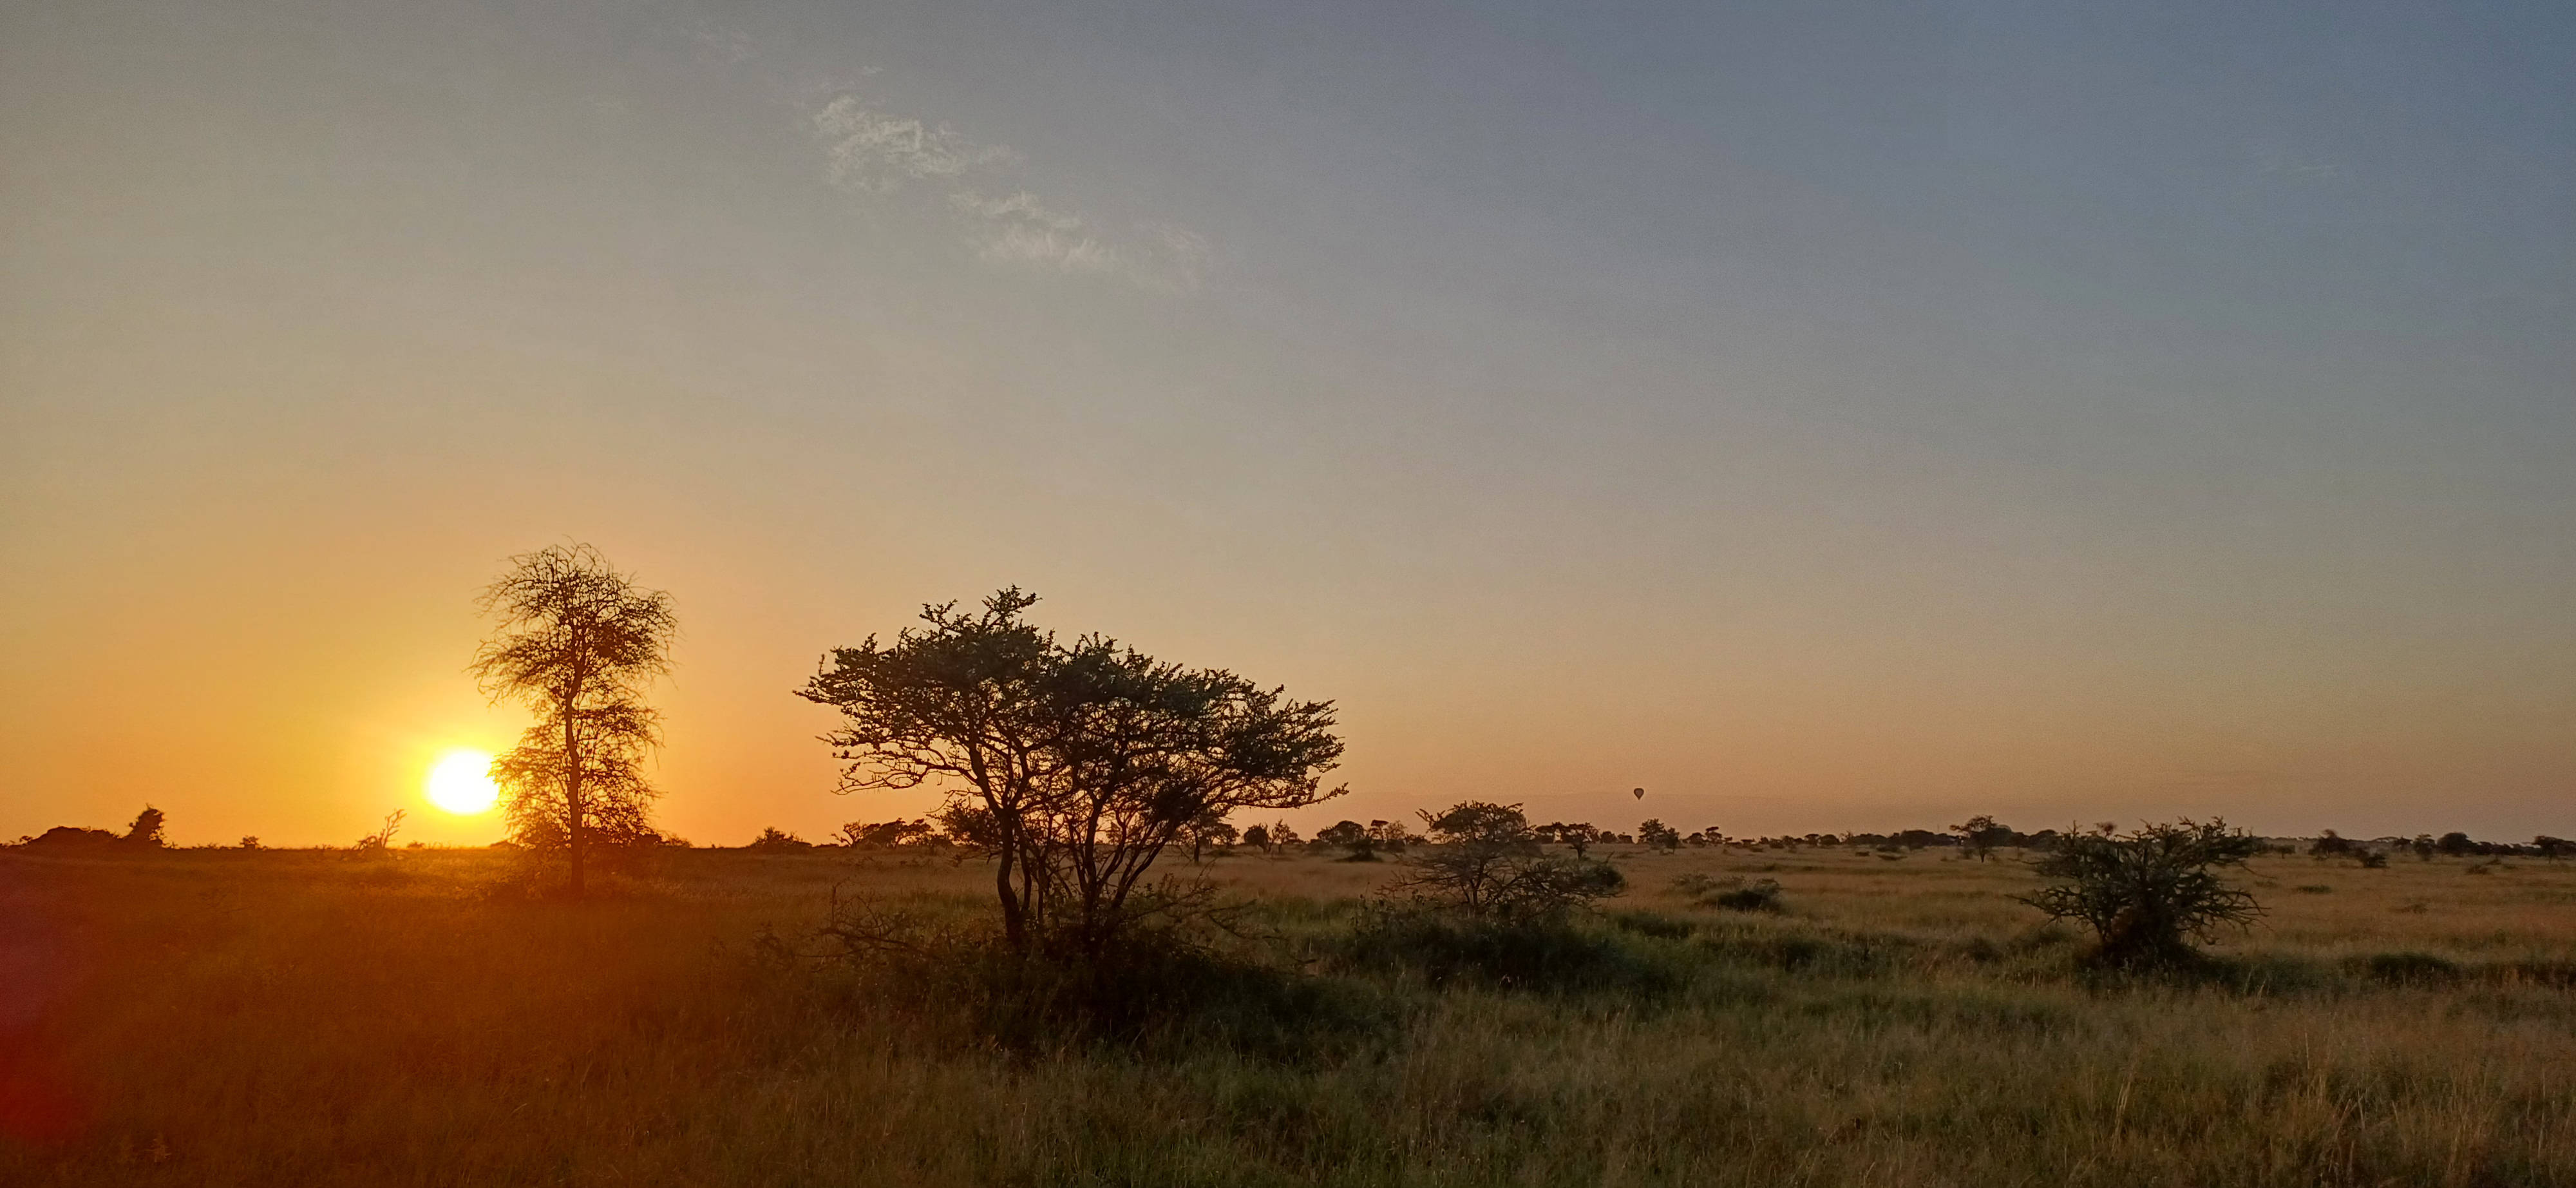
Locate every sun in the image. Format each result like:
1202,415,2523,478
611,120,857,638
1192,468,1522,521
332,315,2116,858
425,749,500,815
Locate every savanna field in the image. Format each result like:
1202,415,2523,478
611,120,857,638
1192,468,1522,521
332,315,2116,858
9,842,2576,1187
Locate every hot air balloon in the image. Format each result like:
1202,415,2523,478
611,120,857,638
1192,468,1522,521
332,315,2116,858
1632,787,1645,800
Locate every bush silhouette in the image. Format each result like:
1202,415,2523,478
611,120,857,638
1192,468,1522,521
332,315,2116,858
1392,801,1624,922
2015,819,2264,968
1712,879,1785,912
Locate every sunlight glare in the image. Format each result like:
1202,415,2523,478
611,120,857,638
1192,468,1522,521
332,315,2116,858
425,749,500,814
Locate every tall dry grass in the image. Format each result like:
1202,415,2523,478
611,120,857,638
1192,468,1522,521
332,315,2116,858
6,843,2575,1185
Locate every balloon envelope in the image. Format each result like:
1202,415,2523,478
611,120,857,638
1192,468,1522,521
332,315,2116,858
1632,787,1645,800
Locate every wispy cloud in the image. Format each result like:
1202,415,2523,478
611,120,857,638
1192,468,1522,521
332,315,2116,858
810,95,1208,292
813,99,1017,194
2248,141,2342,181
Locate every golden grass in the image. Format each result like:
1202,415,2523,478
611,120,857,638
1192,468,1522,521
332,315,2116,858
8,843,2576,1185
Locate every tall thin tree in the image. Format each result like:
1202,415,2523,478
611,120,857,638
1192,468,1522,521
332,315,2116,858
471,544,676,896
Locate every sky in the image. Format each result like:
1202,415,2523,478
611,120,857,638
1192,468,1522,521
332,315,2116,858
2,0,2570,847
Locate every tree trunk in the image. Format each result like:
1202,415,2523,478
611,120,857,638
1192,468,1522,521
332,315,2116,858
564,694,585,898
994,843,1025,951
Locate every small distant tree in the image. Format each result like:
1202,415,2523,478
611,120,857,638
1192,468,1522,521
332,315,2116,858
471,544,677,897
1242,824,1272,853
2436,831,2476,857
238,836,261,850
2016,819,2264,967
2310,830,2353,857
2537,836,2571,859
1316,819,1374,859
1183,811,1240,863
1366,819,1416,853
122,806,167,848
355,810,406,851
839,818,937,848
1951,814,2012,861
1265,820,1302,850
747,827,811,851
2410,834,2437,861
1637,819,1681,851
801,588,1344,958
1395,801,1624,921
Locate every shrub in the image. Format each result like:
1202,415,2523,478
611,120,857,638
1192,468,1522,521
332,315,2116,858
1608,910,1695,939
820,903,1387,1059
354,810,406,852
2014,819,2264,968
25,826,120,848
124,806,167,847
1392,801,1624,922
1336,906,1682,997
746,827,812,851
1712,879,1785,912
2351,952,2464,988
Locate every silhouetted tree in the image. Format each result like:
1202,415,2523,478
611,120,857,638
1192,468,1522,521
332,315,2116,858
2437,831,2476,857
2016,819,2264,966
1536,821,1596,857
1395,801,1624,921
1637,819,1681,851
1242,824,1271,853
839,818,937,848
355,809,406,851
1183,810,1240,862
1366,819,1416,853
471,543,677,897
1316,819,1375,859
1951,814,2011,861
800,588,1344,958
122,805,166,848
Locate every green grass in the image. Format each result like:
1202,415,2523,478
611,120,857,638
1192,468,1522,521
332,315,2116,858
8,845,2576,1185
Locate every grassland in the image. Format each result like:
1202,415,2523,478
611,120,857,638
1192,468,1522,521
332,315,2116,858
8,842,2576,1186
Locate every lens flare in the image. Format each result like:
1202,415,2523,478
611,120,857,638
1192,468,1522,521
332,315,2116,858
425,749,499,814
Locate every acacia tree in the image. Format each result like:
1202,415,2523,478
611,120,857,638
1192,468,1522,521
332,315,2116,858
470,544,676,896
800,588,1344,958
1396,801,1624,921
2016,819,2263,966
1951,814,2011,861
